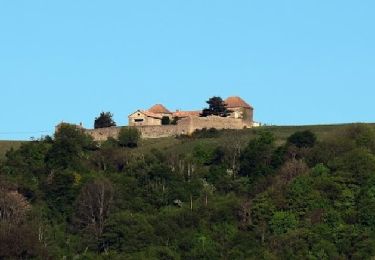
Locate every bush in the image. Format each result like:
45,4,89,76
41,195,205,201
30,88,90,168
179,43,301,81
191,128,220,138
287,130,316,148
269,211,298,234
118,127,140,148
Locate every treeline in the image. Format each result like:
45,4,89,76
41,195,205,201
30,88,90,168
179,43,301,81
1,124,375,259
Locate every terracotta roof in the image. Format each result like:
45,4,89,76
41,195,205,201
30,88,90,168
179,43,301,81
225,96,253,109
148,104,172,114
141,110,164,119
172,110,201,118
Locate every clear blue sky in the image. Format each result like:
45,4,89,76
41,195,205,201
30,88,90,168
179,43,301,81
1,1,374,140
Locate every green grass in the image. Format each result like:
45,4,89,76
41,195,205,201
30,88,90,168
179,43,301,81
2,123,374,159
132,123,375,156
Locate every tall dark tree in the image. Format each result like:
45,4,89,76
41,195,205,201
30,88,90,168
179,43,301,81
94,112,116,129
239,131,276,182
200,96,231,117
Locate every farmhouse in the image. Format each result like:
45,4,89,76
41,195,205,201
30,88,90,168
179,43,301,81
57,96,257,141
128,96,253,127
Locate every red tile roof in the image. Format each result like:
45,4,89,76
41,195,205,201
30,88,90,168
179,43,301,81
148,104,172,114
141,110,164,119
225,96,253,109
172,110,201,118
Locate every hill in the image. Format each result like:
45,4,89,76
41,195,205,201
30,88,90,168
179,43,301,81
133,123,375,155
1,124,374,158
1,123,375,259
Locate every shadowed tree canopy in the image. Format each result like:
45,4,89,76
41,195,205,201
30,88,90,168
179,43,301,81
46,123,96,169
94,112,116,129
118,127,140,148
287,130,317,148
201,96,231,117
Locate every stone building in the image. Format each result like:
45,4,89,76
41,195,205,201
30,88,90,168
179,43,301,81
58,96,257,141
128,103,202,126
225,96,254,125
128,96,252,127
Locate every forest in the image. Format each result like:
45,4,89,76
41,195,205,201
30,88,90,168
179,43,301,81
1,123,375,259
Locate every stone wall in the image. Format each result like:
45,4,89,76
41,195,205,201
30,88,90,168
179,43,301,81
84,116,252,141
136,125,179,138
184,116,249,133
85,127,121,142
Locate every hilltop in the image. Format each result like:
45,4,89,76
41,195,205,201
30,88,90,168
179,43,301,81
0,140,23,159
2,123,374,159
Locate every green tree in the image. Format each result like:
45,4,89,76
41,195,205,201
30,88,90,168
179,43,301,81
94,112,116,129
118,127,141,148
46,123,96,170
43,170,77,216
5,140,50,176
101,212,156,253
201,96,231,117
344,123,375,151
287,130,317,148
239,131,276,182
269,211,298,235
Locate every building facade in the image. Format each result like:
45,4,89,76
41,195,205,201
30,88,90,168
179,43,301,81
128,96,253,127
57,96,257,141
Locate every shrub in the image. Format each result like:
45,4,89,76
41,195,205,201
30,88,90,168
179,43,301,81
192,128,220,138
287,130,317,148
118,127,140,148
269,211,298,234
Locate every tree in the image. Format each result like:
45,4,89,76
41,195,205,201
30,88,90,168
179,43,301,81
0,222,47,259
94,112,116,129
0,184,31,225
118,127,140,148
201,179,215,206
101,212,155,253
269,211,298,235
287,130,316,148
344,124,375,151
46,123,96,169
239,131,276,182
43,170,77,215
0,182,46,259
201,96,231,117
74,178,114,249
287,130,317,148
222,130,244,178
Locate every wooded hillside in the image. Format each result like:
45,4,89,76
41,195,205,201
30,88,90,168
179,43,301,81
1,123,375,259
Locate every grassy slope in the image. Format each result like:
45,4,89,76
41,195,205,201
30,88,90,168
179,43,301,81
0,141,24,159
133,123,375,156
1,123,374,159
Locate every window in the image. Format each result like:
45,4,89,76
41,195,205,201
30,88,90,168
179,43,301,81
134,119,144,122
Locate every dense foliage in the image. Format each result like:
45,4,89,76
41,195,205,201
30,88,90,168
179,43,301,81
94,112,116,129
201,96,231,117
1,124,375,259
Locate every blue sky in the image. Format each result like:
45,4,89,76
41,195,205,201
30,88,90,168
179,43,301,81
0,1,374,140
